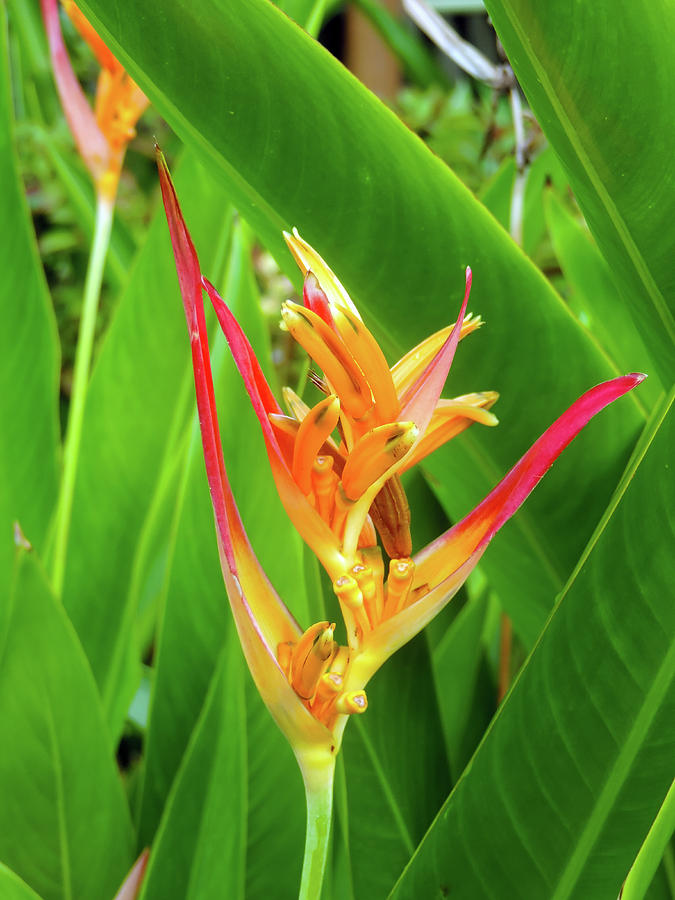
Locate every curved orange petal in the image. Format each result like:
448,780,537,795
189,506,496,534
399,393,499,472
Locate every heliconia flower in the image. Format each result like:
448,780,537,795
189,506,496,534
157,149,645,765
41,0,149,200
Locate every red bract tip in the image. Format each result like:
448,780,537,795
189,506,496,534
303,272,335,328
414,373,646,587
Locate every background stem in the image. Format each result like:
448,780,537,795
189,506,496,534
51,192,114,596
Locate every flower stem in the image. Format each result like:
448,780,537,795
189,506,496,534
298,751,335,900
51,192,114,597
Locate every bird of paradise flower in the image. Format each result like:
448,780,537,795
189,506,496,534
156,150,644,899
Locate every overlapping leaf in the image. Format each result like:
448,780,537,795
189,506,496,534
390,391,674,899
484,0,675,384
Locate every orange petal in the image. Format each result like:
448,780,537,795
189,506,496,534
63,1,121,73
399,392,499,472
281,301,373,419
341,422,418,501
330,303,400,424
292,395,341,493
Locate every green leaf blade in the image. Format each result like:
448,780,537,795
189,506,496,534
0,551,134,900
0,6,60,587
484,0,675,384
390,391,675,899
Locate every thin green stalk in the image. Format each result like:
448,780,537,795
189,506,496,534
621,778,675,900
51,192,114,596
298,751,336,900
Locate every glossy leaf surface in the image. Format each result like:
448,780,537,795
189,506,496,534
0,551,134,900
484,0,675,384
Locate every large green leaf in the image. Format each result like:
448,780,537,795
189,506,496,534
545,188,659,408
484,0,675,384
0,5,59,588
77,0,645,649
0,550,134,900
390,390,674,899
60,154,230,734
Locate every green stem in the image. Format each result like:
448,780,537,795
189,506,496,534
621,778,675,900
51,192,114,597
298,751,335,900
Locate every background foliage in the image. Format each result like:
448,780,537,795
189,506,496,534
1,0,672,897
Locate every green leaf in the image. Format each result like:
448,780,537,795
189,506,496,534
390,389,675,899
545,188,660,408
431,589,495,779
341,635,451,898
0,550,134,900
484,0,675,384
78,0,646,649
138,636,247,900
60,153,231,735
0,5,59,588
0,865,44,900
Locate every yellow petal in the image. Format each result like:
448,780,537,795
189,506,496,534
330,305,400,423
282,301,373,419
284,228,361,318
341,422,418,501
